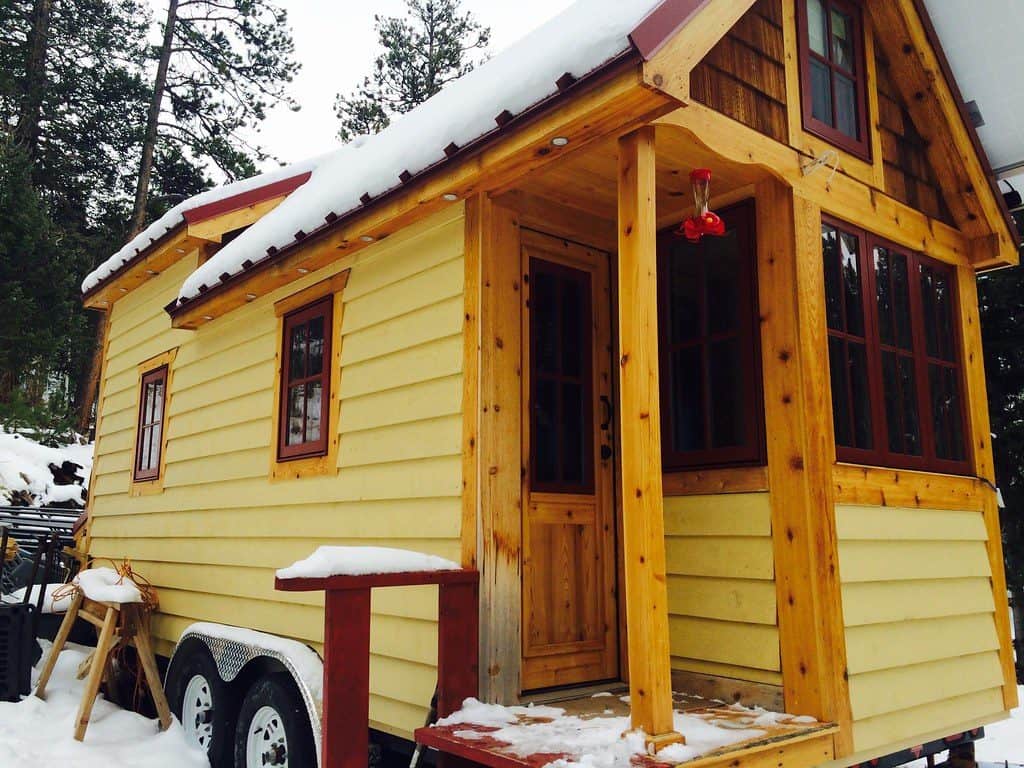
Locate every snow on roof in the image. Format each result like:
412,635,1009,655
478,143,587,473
139,0,659,306
81,151,331,294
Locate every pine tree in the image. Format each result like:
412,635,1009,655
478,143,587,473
335,0,490,143
129,0,300,234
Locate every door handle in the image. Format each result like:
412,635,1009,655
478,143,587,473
600,395,612,431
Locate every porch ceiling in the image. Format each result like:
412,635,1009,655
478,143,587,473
510,123,766,232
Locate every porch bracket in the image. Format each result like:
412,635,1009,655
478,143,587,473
616,125,683,751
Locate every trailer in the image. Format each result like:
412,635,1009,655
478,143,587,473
78,0,1020,766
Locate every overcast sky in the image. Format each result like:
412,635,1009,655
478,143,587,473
184,0,576,170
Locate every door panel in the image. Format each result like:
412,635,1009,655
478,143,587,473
521,231,618,692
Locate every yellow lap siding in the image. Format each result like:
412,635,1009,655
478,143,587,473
836,504,1008,756
89,206,467,740
664,492,779,682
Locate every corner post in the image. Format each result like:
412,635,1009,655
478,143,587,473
616,126,680,748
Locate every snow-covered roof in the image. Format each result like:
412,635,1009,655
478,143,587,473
84,0,669,303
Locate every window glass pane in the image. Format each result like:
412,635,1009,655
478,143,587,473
706,231,740,334
875,248,892,346
307,315,324,377
834,73,858,138
671,346,705,452
810,59,833,125
709,338,743,448
874,248,912,350
534,378,558,484
840,231,863,336
830,8,854,71
891,253,912,350
148,421,162,469
288,324,307,382
882,352,921,456
822,225,843,330
668,245,701,342
562,381,585,484
152,380,164,423
533,271,558,374
928,268,955,362
807,0,827,56
930,365,965,462
829,337,852,447
138,426,152,471
561,278,583,378
286,385,305,446
305,381,322,443
848,342,873,450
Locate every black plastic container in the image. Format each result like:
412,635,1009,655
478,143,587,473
0,602,35,701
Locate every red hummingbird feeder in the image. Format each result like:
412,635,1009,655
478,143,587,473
677,168,725,242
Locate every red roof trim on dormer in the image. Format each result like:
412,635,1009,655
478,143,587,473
182,171,312,226
629,0,710,60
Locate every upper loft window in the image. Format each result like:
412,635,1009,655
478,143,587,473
796,0,870,159
134,365,168,482
278,297,333,461
657,201,765,471
822,217,969,475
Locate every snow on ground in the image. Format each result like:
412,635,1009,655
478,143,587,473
0,428,93,507
435,697,809,767
276,544,460,579
0,641,208,768
976,686,1024,763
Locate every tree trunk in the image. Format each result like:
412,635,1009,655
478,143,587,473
74,314,106,436
15,0,53,158
129,0,178,235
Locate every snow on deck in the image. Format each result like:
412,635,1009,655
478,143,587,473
276,545,460,580
421,693,833,768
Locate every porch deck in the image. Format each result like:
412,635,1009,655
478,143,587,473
415,689,838,768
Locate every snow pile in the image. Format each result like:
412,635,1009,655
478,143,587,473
4,582,75,613
185,622,325,706
276,545,460,580
74,567,143,604
0,428,93,507
436,698,774,767
164,0,661,304
975,685,1024,763
0,641,208,767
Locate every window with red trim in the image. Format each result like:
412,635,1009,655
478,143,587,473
657,201,765,470
796,0,870,159
278,297,332,461
822,217,969,474
134,366,168,481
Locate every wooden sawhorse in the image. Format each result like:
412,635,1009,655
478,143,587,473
35,591,172,741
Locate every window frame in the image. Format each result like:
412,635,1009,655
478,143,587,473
795,0,872,160
656,199,767,472
277,296,334,462
821,214,972,475
133,364,169,483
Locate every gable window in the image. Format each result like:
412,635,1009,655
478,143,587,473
822,217,969,474
657,201,765,470
134,365,168,482
796,0,870,158
278,297,333,461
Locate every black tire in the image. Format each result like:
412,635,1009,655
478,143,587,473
234,673,316,768
166,641,237,768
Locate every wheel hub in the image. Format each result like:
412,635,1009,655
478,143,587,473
182,674,215,751
247,705,289,768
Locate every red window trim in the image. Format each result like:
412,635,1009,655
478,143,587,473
133,365,168,482
822,214,971,475
656,199,767,472
795,0,872,161
278,297,333,462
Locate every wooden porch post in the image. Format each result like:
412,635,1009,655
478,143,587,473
616,126,681,749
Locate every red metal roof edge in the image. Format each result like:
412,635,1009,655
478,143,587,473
629,0,712,60
182,171,312,226
81,221,186,305
166,50,642,321
910,0,1021,251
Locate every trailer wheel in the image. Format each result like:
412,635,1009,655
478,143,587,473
234,673,316,768
166,641,237,768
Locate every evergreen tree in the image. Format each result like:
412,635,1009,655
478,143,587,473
335,0,490,142
130,0,300,234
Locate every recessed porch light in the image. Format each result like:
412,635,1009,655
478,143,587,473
551,136,570,147
360,235,375,243
202,315,214,321
297,267,310,274
246,293,257,301
442,193,458,202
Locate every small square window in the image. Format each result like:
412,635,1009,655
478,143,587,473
797,0,871,159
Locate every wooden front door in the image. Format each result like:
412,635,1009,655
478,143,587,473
520,231,618,692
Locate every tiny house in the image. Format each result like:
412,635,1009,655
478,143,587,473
80,1,1019,767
